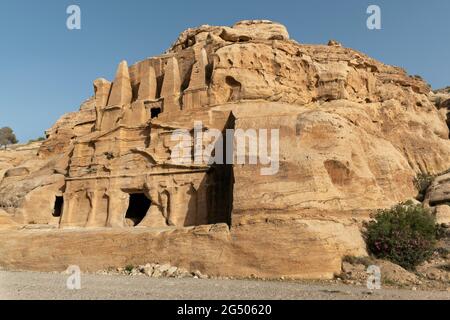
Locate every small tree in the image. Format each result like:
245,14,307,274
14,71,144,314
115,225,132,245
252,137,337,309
0,127,18,149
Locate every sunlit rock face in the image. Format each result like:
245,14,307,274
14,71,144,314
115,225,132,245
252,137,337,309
0,20,449,279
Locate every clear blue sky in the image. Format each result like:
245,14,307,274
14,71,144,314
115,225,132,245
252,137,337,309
0,0,449,142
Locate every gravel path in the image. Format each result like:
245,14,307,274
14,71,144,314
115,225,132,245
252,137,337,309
0,271,449,300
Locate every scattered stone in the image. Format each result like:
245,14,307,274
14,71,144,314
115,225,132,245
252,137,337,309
151,269,162,278
141,264,154,276
104,263,212,279
193,270,208,279
166,266,178,277
159,264,171,273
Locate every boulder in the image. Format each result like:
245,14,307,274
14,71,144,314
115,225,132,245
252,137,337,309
435,205,450,225
425,172,450,207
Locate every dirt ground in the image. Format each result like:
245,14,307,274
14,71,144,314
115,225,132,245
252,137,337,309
0,270,449,300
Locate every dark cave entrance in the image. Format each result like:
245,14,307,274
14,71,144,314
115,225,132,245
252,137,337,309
208,112,235,227
151,107,162,119
53,196,64,217
125,193,151,227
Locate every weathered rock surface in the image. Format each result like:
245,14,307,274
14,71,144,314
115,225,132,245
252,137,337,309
425,171,450,224
435,205,450,225
429,172,450,204
0,219,363,279
0,20,449,278
430,87,450,139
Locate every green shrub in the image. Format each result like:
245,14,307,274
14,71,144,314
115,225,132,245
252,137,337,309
364,201,437,270
27,137,46,144
124,265,135,273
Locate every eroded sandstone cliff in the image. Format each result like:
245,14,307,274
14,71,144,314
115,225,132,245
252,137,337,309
0,20,449,278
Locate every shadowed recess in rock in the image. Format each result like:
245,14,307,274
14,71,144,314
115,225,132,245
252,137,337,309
125,193,151,227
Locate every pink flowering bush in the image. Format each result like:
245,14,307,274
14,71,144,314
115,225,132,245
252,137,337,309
364,201,437,270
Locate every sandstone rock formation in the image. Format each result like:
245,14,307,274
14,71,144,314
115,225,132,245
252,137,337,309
425,87,450,224
0,20,449,279
430,86,450,137
424,170,450,224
